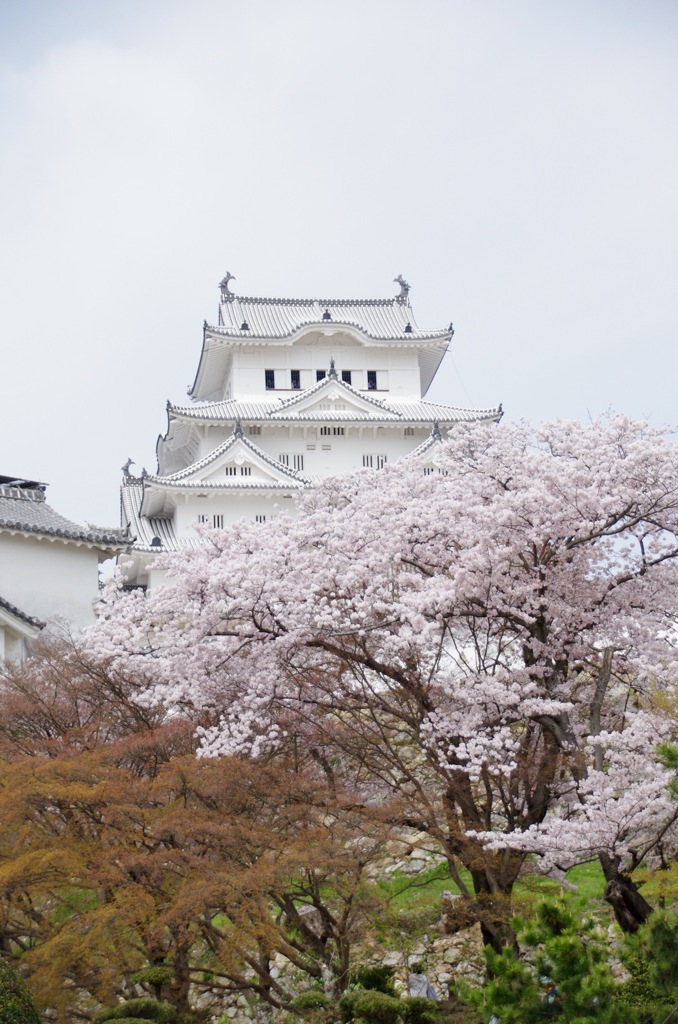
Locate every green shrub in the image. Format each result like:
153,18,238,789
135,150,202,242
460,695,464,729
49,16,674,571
96,998,178,1023
131,967,175,988
399,996,437,1024
0,957,41,1024
351,966,396,995
338,989,362,1022
291,990,333,1010
352,990,402,1024
100,1019,159,1024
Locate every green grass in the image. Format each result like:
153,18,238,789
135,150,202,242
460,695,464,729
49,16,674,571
377,861,455,910
375,858,609,929
565,861,607,903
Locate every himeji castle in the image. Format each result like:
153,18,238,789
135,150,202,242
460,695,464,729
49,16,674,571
121,275,501,588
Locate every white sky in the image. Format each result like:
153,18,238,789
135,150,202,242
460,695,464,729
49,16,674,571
1,0,677,528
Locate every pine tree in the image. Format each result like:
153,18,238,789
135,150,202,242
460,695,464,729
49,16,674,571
458,899,640,1023
0,957,40,1024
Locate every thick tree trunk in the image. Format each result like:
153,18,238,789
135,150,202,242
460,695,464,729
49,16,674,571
168,942,193,1015
440,867,518,955
479,911,518,956
599,854,653,932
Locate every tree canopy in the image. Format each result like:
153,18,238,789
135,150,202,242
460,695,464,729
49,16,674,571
90,417,678,944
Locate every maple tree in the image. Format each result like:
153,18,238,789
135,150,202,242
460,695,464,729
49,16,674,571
0,702,394,1017
89,416,678,947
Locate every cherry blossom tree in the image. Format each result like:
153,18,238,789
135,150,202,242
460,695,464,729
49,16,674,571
91,417,678,946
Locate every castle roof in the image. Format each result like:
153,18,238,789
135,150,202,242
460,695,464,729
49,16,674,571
146,430,310,487
120,479,184,553
168,392,501,425
211,296,448,342
190,279,455,401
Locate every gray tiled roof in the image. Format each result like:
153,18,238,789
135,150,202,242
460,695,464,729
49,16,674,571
168,392,501,424
148,431,310,486
0,484,129,549
120,480,186,552
0,595,45,630
406,433,442,460
213,294,449,341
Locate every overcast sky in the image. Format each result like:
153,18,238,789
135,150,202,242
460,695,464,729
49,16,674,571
1,0,677,528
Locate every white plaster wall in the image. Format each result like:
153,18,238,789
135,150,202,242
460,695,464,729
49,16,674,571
196,425,231,460
231,342,422,400
0,626,27,662
0,533,101,626
174,491,296,535
193,424,431,482
147,565,170,589
254,425,431,476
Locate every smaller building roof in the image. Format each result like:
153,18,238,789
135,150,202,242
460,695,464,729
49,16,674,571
0,595,45,631
0,479,129,552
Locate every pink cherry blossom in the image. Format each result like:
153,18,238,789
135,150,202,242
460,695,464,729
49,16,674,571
88,416,678,937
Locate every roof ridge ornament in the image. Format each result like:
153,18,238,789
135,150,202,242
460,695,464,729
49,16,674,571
234,419,244,438
219,272,236,298
121,458,135,479
328,357,338,379
394,274,410,300
431,420,442,441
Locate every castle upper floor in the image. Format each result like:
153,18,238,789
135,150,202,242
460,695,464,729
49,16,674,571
190,275,455,403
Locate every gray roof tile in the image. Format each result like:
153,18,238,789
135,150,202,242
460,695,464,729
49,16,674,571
121,481,200,553
0,484,129,549
0,595,45,630
212,294,448,341
147,431,309,485
168,394,501,424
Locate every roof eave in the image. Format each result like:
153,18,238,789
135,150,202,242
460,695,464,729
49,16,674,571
0,524,130,555
187,321,209,398
204,322,452,346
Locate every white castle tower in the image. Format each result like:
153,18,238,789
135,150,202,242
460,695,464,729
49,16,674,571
121,275,501,588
